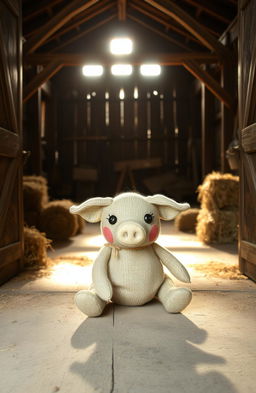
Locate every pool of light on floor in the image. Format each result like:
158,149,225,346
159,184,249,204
50,262,92,286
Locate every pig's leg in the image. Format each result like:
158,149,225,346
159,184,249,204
157,277,192,313
74,289,107,317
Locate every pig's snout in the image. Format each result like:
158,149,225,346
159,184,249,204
117,222,146,246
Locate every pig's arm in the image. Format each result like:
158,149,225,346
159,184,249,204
153,243,190,283
92,246,113,301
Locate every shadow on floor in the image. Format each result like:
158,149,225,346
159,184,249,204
70,302,238,393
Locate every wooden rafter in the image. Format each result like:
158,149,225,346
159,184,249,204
24,0,99,54
183,59,233,109
118,0,127,20
182,0,232,25
23,0,63,22
44,1,114,45
25,52,219,66
144,0,230,58
130,1,201,46
49,14,116,53
23,61,63,102
128,14,192,52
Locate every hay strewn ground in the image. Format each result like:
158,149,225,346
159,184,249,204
190,261,247,280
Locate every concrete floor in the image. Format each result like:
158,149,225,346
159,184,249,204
1,223,256,393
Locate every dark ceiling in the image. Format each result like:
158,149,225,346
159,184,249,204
22,0,238,54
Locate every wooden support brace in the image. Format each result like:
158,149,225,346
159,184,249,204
25,52,218,66
183,59,234,109
23,61,63,102
24,0,99,54
118,0,126,21
144,0,230,58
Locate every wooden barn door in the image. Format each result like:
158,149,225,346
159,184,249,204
238,0,256,281
0,0,23,284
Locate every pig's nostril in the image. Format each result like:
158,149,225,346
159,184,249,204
133,232,137,238
123,231,128,238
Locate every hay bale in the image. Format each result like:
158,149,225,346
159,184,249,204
39,199,78,240
23,175,49,212
24,211,40,227
24,227,51,268
196,208,238,244
175,208,200,233
197,172,239,210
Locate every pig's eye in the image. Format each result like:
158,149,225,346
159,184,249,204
144,213,154,224
107,215,117,225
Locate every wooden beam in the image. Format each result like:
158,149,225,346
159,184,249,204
144,0,230,57
220,61,235,171
182,0,232,24
128,14,192,52
201,77,215,176
25,52,219,66
26,0,112,42
23,61,63,102
44,1,113,45
130,1,201,46
118,0,127,21
183,60,233,109
24,0,99,54
23,0,63,22
49,14,116,53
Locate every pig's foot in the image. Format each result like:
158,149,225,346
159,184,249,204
74,290,107,317
157,278,192,313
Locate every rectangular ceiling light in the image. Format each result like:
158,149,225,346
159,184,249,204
110,38,133,55
140,64,161,76
82,65,104,77
111,64,133,76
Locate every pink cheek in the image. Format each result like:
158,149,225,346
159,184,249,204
103,227,113,243
149,225,159,242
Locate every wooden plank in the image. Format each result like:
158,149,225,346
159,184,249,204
24,0,99,54
144,0,230,57
73,167,98,182
0,158,19,240
0,128,19,157
26,52,218,66
240,241,256,266
241,123,256,153
0,242,21,269
0,23,18,132
23,61,63,102
183,60,233,109
114,158,162,171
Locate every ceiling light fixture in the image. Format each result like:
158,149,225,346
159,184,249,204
110,38,133,55
140,64,161,77
82,65,104,77
111,64,133,76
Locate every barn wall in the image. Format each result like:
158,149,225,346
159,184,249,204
46,66,195,201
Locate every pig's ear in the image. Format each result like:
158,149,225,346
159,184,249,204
145,194,190,220
70,197,113,223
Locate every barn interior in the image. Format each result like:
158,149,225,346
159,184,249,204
1,1,256,392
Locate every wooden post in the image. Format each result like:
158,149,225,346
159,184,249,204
201,79,214,177
25,87,42,175
220,60,235,172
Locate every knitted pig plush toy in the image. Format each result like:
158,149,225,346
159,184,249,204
70,192,192,317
